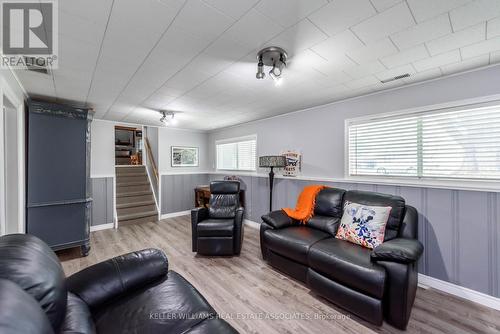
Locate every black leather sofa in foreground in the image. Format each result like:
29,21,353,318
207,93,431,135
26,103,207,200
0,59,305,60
0,234,237,334
260,189,423,329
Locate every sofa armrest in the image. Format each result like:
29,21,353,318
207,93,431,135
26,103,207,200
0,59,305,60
371,238,423,264
261,210,294,229
191,207,208,224
67,249,168,310
234,207,245,254
191,207,208,251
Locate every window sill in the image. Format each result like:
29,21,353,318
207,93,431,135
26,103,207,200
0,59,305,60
343,176,500,193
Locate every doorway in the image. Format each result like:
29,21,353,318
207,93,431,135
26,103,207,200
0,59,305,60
114,126,143,166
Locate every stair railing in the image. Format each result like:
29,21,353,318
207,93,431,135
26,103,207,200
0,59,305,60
144,137,159,184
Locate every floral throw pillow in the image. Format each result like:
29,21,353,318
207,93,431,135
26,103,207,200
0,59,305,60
335,201,392,249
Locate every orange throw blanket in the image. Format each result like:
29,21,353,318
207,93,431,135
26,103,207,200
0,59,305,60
283,185,326,223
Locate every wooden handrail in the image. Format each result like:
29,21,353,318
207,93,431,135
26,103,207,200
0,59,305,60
144,137,159,183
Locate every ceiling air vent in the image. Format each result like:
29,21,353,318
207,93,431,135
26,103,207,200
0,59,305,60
380,73,410,84
23,56,51,75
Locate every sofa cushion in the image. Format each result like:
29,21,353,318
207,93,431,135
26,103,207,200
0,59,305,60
308,238,386,299
314,188,345,218
263,226,330,265
94,271,216,334
0,234,67,332
60,293,95,334
197,219,234,237
307,216,340,236
343,190,405,241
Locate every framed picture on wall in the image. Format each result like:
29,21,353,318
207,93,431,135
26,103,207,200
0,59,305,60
171,146,199,167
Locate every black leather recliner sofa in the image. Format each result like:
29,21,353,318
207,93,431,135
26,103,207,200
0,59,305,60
0,234,238,334
260,188,423,329
191,181,244,256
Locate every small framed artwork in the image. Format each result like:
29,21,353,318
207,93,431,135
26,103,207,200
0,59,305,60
171,146,199,167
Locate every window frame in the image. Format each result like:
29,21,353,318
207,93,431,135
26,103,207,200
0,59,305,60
215,134,257,172
344,96,500,190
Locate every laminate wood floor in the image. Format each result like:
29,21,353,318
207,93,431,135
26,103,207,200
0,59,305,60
59,216,500,334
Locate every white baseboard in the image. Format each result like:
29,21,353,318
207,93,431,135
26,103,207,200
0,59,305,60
160,210,191,219
418,274,500,311
244,219,260,229
90,223,114,232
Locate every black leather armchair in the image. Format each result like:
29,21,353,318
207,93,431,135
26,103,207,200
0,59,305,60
0,234,238,334
260,189,423,330
191,181,244,256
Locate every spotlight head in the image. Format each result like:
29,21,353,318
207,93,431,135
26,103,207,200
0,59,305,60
256,59,265,79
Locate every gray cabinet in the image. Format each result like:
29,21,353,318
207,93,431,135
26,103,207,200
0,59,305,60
26,100,92,255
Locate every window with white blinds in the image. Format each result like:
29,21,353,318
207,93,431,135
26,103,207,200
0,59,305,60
216,136,257,171
348,103,500,181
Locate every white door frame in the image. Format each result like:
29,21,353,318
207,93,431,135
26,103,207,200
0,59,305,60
0,77,25,235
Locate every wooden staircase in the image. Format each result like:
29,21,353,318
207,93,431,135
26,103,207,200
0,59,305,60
116,166,158,226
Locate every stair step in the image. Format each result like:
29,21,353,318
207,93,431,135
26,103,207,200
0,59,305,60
116,175,148,183
117,181,150,187
116,194,154,205
116,166,145,172
118,210,158,222
117,204,157,216
116,200,155,209
117,190,152,198
116,184,150,193
118,214,158,226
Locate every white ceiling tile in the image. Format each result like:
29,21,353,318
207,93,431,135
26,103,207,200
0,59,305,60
313,53,357,73
491,50,500,63
289,49,328,69
380,44,429,68
370,0,402,12
413,50,461,71
343,60,386,79
403,68,442,84
407,0,471,22
345,75,380,89
58,11,107,47
375,64,416,81
461,36,500,58
450,0,500,31
266,19,328,56
426,23,485,56
203,0,259,20
352,2,415,43
440,54,490,74
391,14,452,50
347,38,398,63
255,0,328,28
308,0,376,36
224,9,284,50
487,17,500,39
172,0,234,40
311,30,364,58
59,0,114,23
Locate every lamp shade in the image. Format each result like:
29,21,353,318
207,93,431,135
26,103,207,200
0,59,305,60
259,155,286,168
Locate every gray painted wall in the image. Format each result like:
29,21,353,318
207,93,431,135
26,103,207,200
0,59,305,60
161,174,209,215
91,177,114,226
209,173,500,298
208,65,500,178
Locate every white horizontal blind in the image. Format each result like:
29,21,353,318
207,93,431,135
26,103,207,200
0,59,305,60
348,104,500,180
216,137,256,171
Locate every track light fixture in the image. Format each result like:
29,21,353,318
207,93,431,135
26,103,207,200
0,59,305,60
159,111,176,126
256,46,287,85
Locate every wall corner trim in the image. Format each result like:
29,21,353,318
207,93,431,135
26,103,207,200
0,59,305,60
160,210,191,219
90,223,114,232
418,274,500,311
